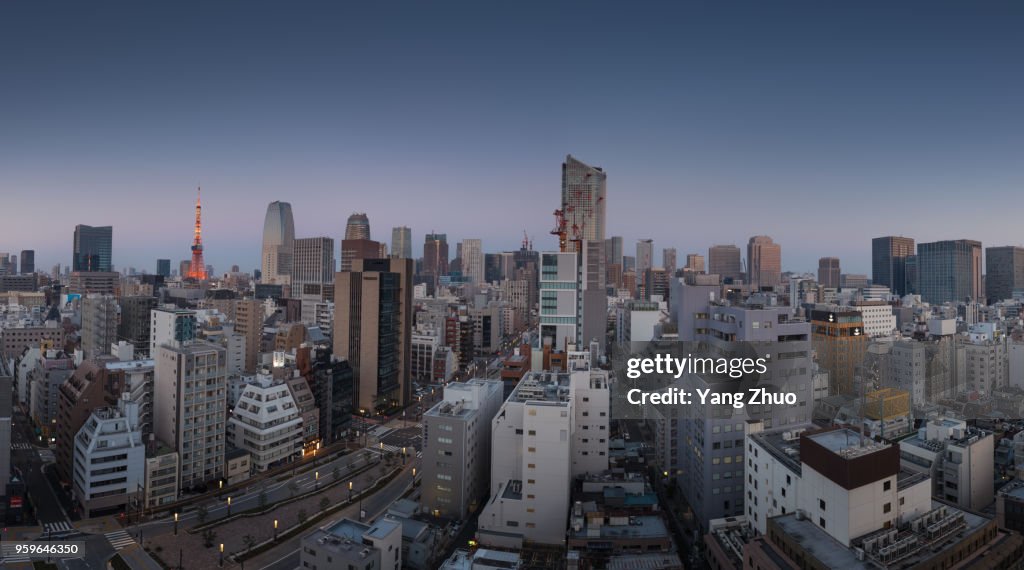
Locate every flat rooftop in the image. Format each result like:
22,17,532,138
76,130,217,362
571,515,669,540
501,479,523,501
105,359,154,371
365,517,401,539
772,501,990,569
806,428,889,458
509,370,572,403
324,518,370,542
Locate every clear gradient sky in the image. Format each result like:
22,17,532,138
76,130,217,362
2,1,1022,275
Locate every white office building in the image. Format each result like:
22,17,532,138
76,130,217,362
477,359,610,548
899,417,994,511
227,374,304,471
745,422,930,544
538,251,580,351
850,301,897,337
72,397,145,517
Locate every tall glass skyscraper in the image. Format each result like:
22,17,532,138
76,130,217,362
72,225,113,272
261,201,295,284
391,226,412,259
871,236,915,296
917,239,982,304
561,155,607,246
344,213,371,240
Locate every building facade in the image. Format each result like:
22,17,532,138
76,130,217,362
872,236,915,296
917,239,983,304
333,258,413,412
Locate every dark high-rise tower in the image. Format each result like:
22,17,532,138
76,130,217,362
186,188,208,280
747,236,781,290
19,250,34,274
422,233,449,289
818,257,841,289
872,236,915,296
156,259,171,277
73,225,113,272
985,246,1024,303
708,245,742,283
333,258,413,412
917,239,982,304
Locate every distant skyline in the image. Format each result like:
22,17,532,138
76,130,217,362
3,1,1023,274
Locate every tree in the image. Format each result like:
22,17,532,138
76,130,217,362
297,509,308,525
332,466,341,482
258,489,268,510
202,529,217,548
196,504,209,525
287,481,300,498
242,534,257,553
319,497,330,512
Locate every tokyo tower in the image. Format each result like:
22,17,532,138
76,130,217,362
186,187,208,280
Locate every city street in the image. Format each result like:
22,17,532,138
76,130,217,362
10,408,71,531
253,460,419,570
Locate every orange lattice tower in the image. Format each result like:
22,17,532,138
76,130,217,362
186,187,208,280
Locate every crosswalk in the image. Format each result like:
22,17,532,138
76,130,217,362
106,529,137,551
42,521,74,535
1,542,31,564
378,443,424,458
12,442,34,450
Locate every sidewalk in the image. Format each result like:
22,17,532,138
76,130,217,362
75,514,123,535
117,544,164,570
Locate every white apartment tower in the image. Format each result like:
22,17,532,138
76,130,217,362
477,359,611,548
153,307,228,490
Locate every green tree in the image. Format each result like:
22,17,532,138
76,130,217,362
196,504,209,525
202,529,217,548
243,534,257,553
297,508,308,525
258,489,268,509
319,497,330,512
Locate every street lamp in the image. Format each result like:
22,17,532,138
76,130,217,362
273,519,279,541
348,481,353,503
218,480,224,498
227,496,232,516
315,471,320,490
173,512,179,535
402,447,407,465
219,543,224,568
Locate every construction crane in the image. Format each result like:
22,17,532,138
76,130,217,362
551,209,568,252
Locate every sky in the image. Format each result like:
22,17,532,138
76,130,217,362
2,1,1023,275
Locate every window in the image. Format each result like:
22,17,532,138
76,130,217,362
819,517,826,529
819,499,826,510
883,502,892,513
884,480,891,491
